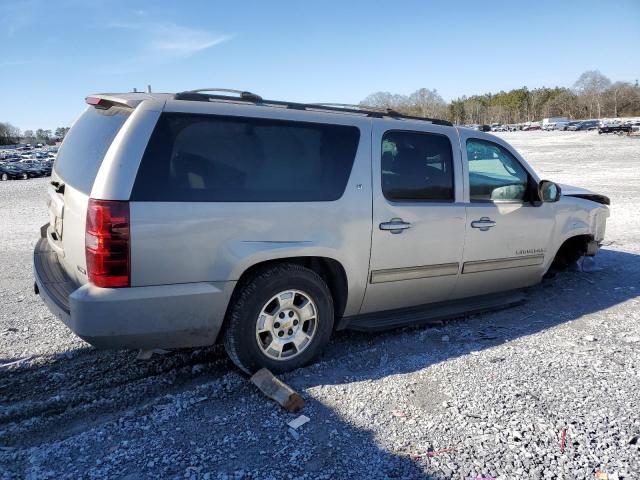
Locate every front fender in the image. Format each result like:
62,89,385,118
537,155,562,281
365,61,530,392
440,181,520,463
549,196,609,263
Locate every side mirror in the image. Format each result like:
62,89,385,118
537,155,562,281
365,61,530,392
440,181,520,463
538,180,561,202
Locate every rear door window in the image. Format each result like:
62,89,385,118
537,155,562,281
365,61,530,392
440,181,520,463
54,106,131,194
381,130,454,202
131,113,360,202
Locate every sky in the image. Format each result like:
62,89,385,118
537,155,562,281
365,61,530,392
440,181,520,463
1,0,639,131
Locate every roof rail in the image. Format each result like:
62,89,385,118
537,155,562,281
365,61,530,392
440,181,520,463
176,88,263,102
172,90,452,126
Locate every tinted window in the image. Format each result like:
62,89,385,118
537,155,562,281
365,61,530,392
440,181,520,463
54,106,131,194
131,113,360,202
466,138,530,202
381,131,454,202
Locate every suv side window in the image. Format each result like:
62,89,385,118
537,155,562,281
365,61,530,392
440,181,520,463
131,113,360,202
381,131,454,202
466,138,530,202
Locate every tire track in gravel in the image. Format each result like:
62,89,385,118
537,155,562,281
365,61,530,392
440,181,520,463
0,347,232,448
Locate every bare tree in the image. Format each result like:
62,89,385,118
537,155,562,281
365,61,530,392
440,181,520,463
23,130,34,142
35,129,52,143
359,91,409,111
574,70,611,118
54,127,70,140
0,122,21,145
407,88,447,118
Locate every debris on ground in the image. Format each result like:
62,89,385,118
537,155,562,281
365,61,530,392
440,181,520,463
0,355,34,369
250,368,304,412
287,414,310,430
594,470,622,480
136,348,170,360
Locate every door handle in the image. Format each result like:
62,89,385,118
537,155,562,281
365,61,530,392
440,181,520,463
470,217,496,231
380,218,411,234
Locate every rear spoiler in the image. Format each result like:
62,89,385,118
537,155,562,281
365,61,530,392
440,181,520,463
85,94,147,110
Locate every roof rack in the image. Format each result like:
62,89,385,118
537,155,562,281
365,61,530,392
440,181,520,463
173,89,452,126
179,88,263,102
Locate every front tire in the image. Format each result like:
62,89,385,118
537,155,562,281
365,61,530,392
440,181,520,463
1,173,7,181
222,263,334,374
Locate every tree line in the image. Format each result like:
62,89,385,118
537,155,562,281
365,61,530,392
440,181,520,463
0,124,70,146
360,70,640,125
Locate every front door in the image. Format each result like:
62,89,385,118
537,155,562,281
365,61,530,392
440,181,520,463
453,134,557,299
360,121,466,314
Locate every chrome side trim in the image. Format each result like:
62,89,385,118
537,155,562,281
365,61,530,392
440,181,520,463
462,254,544,274
370,263,460,284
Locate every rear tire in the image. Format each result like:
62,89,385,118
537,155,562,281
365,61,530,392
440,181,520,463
223,263,334,374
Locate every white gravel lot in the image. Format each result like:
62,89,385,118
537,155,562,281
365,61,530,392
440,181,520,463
1,131,639,479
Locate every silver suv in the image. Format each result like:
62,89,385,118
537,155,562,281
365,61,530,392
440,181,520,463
34,89,610,373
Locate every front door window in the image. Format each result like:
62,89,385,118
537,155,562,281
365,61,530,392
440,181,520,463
466,138,530,202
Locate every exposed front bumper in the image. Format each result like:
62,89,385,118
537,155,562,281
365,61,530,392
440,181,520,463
33,237,234,349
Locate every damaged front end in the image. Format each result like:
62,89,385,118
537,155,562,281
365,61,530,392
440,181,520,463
560,184,610,206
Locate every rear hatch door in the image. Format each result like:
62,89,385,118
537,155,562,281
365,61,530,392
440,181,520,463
48,104,133,285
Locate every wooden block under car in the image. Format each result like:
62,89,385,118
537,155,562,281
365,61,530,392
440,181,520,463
250,368,305,412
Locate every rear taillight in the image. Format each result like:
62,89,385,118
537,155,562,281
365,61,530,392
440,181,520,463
85,199,130,288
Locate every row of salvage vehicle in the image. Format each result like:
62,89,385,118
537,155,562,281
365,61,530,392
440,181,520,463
0,149,55,181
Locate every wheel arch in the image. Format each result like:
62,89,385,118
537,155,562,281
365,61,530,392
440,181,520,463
549,233,594,269
224,256,349,328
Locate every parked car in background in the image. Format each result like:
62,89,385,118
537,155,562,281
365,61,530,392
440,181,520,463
542,117,568,129
575,120,599,131
0,146,57,181
523,123,541,131
34,89,610,373
0,162,28,180
561,121,579,131
598,123,632,134
18,161,47,178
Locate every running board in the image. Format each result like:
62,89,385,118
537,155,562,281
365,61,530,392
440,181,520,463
341,290,527,332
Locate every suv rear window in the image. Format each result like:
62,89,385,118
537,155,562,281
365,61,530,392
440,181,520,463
54,106,131,194
130,113,360,202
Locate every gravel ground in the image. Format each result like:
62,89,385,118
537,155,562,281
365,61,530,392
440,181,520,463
1,131,639,479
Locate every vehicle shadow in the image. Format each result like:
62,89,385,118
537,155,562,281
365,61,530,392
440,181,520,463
0,248,638,479
296,247,640,389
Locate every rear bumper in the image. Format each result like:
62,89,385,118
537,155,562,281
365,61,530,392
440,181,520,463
33,237,234,349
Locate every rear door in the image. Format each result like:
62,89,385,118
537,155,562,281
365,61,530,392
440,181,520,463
360,120,466,314
453,132,556,299
127,105,373,317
